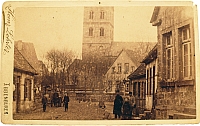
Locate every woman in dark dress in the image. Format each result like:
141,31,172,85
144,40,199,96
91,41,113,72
113,90,123,119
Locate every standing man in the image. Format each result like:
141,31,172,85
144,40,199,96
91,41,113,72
63,92,70,112
42,94,48,112
113,90,123,119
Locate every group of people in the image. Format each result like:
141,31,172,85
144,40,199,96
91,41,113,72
113,90,135,120
42,92,70,112
42,90,135,119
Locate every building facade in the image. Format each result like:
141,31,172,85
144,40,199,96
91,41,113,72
127,45,158,118
13,41,41,113
128,63,146,115
150,6,196,119
141,45,158,112
13,47,37,113
104,50,140,94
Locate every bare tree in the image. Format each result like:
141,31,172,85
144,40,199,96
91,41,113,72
45,48,76,92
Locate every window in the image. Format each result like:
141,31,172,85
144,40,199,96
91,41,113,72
153,66,155,95
124,63,129,74
149,68,152,95
89,11,94,19
131,66,135,72
108,81,112,91
125,84,129,92
100,27,104,36
138,82,141,97
133,82,137,96
141,82,146,99
89,27,93,36
99,45,103,50
13,76,20,101
163,31,173,80
100,11,104,19
112,67,115,74
146,69,149,95
117,63,122,73
147,69,152,95
24,79,31,101
180,25,192,79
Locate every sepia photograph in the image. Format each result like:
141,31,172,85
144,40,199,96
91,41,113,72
1,0,199,124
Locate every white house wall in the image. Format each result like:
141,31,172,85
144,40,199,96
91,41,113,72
104,51,137,93
145,58,158,110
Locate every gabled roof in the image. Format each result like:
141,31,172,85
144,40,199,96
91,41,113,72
128,63,146,79
142,44,157,64
14,47,37,74
15,40,39,73
150,6,160,23
69,55,117,76
125,49,144,67
111,41,156,56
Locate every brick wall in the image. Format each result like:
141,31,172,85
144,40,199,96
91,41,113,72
155,85,196,119
152,6,196,119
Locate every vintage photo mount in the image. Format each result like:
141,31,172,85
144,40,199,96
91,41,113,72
1,0,200,125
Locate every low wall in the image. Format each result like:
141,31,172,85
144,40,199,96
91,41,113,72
76,93,116,102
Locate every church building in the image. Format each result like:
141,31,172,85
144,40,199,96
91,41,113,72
82,7,114,57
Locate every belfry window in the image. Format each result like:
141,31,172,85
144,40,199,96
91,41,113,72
100,11,105,19
89,27,93,36
100,27,104,36
89,11,94,19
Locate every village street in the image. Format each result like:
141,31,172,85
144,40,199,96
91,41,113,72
10,6,197,121
13,98,114,120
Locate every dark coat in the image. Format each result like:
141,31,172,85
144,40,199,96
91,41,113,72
63,96,69,104
123,101,132,115
113,94,123,114
42,96,48,105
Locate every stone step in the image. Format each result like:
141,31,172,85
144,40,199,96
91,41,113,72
144,111,151,116
173,113,196,119
139,114,145,118
144,110,151,119
184,107,196,115
133,117,141,120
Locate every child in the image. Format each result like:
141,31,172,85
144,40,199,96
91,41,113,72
122,97,132,119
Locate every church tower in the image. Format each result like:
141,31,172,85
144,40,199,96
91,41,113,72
82,7,114,56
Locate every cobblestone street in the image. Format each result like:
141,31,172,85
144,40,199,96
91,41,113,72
13,99,114,120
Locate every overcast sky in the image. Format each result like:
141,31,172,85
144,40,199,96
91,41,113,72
15,6,157,60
